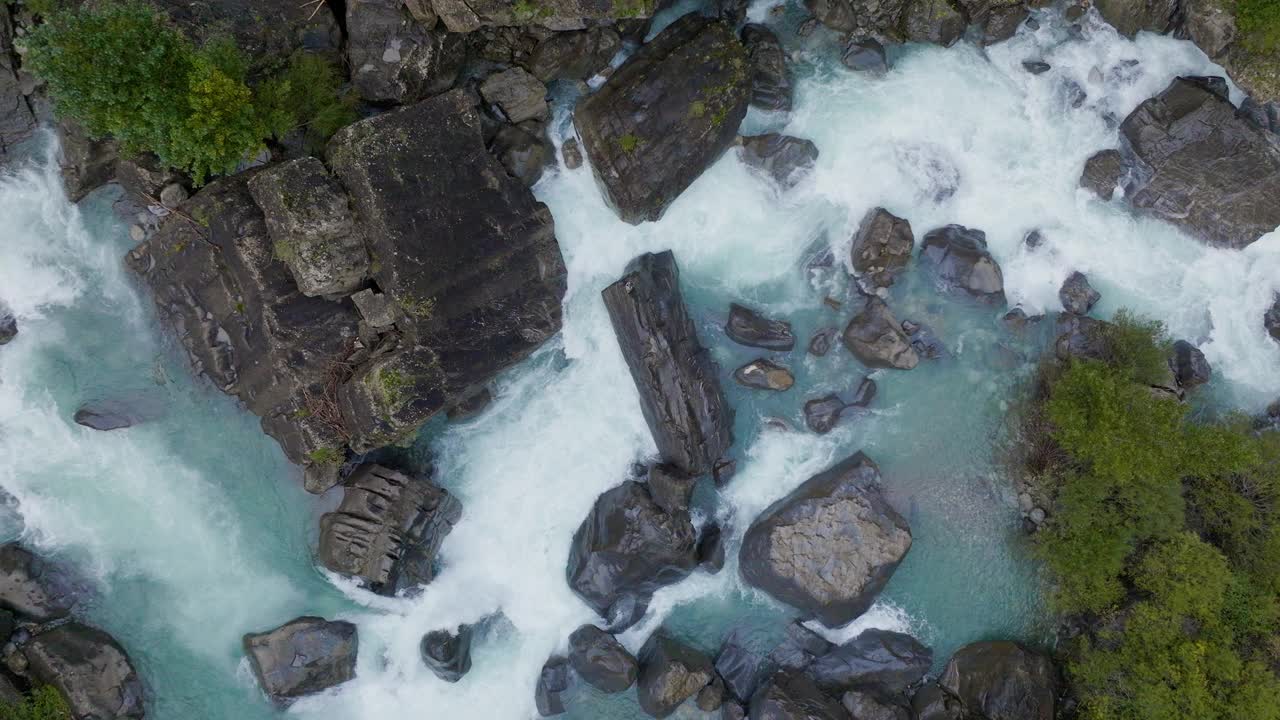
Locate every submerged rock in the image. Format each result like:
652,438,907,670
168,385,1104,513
1171,339,1211,389
1080,149,1124,200
318,464,462,596
247,157,368,299
73,401,138,431
346,0,463,103
420,625,472,682
739,135,820,189
1267,295,1280,342
734,359,795,391
939,641,1055,720
850,208,914,290
809,327,838,356
749,669,847,720
742,24,792,112
804,395,847,435
637,632,715,718
903,319,947,360
602,251,734,476
575,14,750,223
920,225,1005,300
244,617,358,704
726,303,796,351
808,629,932,693
566,481,698,627
570,625,639,693
329,90,566,452
739,452,912,627
843,297,919,370
1058,271,1100,315
1120,76,1280,248
535,656,571,716
22,622,144,719
1023,60,1051,75
0,544,77,622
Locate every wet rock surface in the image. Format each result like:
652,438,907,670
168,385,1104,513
807,629,932,693
318,464,462,596
0,7,34,165
1171,339,1211,389
843,297,919,370
346,0,463,103
243,617,358,703
739,134,820,189
740,452,912,627
842,37,888,74
850,208,914,290
566,481,698,627
637,632,715,718
804,394,848,435
575,15,750,223
920,225,1005,300
727,303,796,351
647,464,697,515
535,656,571,716
22,622,145,719
603,251,734,476
749,668,847,719
1058,271,1100,315
1080,149,1124,200
735,359,795,391
843,689,913,720
1120,76,1280,248
569,625,638,693
420,625,472,682
0,544,77,622
742,24,792,112
939,641,1055,720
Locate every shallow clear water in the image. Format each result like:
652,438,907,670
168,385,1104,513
0,5,1277,720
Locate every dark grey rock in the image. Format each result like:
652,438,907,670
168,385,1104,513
920,225,1005,300
0,309,14,346
767,621,833,672
1058,271,1100,315
740,453,911,627
535,656,571,717
982,4,1028,45
1023,61,1051,75
0,544,77,622
842,689,912,720
727,303,795,351
1267,295,1280,343
806,0,908,35
56,119,118,202
527,28,621,82
809,327,838,356
22,622,144,719
808,629,932,693
446,387,493,422
742,24,792,112
1023,229,1045,250
850,208,913,289
491,124,551,187
328,90,566,453
903,320,947,360
346,0,463,103
842,297,919,370
603,251,734,476
420,625,472,682
1055,314,1115,363
637,632,715,718
723,700,747,720
740,135,820,189
734,359,795,391
697,523,726,573
1171,340,1211,389
804,395,847,435
569,625,638,693
562,138,584,169
481,67,550,124
1094,0,1179,36
0,7,34,166
904,0,966,46
247,157,369,299
850,376,877,407
939,641,1055,720
1120,76,1280,248
648,464,697,515
431,0,658,32
697,677,726,711
146,0,341,58
748,669,847,720
243,617,357,703
566,481,698,627
319,464,462,595
1080,149,1124,200
350,289,397,329
73,399,152,431
716,633,771,702
912,683,965,720
575,15,750,223
842,37,887,74
604,592,651,633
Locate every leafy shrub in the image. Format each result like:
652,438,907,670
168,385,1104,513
256,52,358,155
0,686,72,720
1236,0,1280,54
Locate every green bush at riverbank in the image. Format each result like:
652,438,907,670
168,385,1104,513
0,686,71,720
25,1,355,183
1028,313,1280,719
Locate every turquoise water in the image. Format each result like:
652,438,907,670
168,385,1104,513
2,5,1279,719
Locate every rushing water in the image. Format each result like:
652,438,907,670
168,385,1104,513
1,5,1278,720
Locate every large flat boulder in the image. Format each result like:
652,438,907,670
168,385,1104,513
637,632,715,718
920,225,1005,300
575,14,750,224
566,481,698,628
318,464,461,596
126,170,361,489
22,622,145,719
328,89,567,451
939,642,1055,720
602,251,733,476
807,629,932,693
1094,0,1180,36
842,297,919,371
739,453,912,627
347,0,464,104
748,669,847,720
1119,76,1280,248
244,617,358,704
431,0,659,33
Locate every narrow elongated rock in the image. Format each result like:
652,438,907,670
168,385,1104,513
739,453,912,627
575,14,750,223
726,303,795,351
602,251,733,476
318,464,462,596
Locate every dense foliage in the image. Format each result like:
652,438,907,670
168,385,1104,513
1236,0,1280,53
0,686,71,720
25,2,355,183
1028,313,1280,719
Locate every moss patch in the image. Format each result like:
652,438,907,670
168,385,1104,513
376,367,411,411
306,446,344,466
618,133,643,154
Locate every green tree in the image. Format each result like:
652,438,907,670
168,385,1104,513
0,686,72,720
